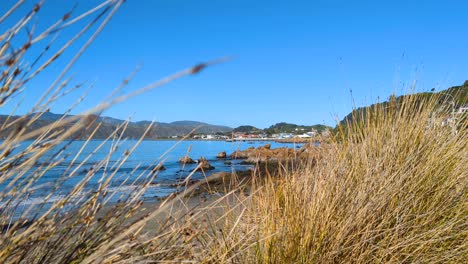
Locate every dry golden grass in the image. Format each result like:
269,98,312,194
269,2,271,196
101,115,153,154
0,1,226,263
1,1,467,263
197,94,467,263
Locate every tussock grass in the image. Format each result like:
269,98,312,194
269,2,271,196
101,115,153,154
1,1,466,263
200,94,467,263
0,1,225,263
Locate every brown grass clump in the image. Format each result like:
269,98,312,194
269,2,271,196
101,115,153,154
199,94,467,263
0,1,225,263
1,1,466,263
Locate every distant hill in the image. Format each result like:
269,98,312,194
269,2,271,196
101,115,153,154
169,121,209,126
265,122,331,135
0,113,233,139
441,80,468,106
0,111,335,140
29,112,70,121
233,125,263,134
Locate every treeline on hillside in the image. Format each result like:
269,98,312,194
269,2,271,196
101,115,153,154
264,123,330,135
231,123,332,135
233,125,263,134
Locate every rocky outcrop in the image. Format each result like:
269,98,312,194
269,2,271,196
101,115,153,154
229,144,316,164
230,150,249,159
240,156,269,164
258,143,271,150
165,144,324,198
196,157,215,171
216,151,227,159
179,156,196,164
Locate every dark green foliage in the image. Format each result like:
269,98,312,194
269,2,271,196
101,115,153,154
265,122,330,135
442,80,468,106
233,125,262,134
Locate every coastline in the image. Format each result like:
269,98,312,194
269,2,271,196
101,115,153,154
3,141,310,232
123,138,317,144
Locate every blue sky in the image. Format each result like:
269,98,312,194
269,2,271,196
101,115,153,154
1,0,467,128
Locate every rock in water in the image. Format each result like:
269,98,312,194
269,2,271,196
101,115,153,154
258,143,271,150
152,164,166,172
216,151,227,159
230,150,249,159
179,156,196,164
197,157,215,171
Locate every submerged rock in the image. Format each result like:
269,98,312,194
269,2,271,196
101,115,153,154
171,178,198,186
151,164,166,172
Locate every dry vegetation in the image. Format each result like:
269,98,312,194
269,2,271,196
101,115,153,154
199,95,467,263
0,1,467,263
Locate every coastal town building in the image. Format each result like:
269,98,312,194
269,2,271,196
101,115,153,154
456,105,468,114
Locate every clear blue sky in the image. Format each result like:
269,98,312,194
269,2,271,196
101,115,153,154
1,0,467,128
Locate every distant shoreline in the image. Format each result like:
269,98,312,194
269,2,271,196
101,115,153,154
83,138,313,143
0,138,314,144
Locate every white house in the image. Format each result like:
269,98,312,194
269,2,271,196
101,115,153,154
456,105,468,114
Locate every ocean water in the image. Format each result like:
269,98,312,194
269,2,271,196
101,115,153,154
0,140,302,216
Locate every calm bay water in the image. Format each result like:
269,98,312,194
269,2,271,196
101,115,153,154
1,140,301,212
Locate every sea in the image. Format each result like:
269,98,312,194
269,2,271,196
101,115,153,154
0,140,301,218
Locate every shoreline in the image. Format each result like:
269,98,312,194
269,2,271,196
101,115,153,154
63,138,316,143
2,139,317,237
2,142,312,226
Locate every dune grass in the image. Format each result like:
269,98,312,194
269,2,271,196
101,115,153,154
197,94,467,263
0,1,223,263
100,92,466,263
0,1,467,263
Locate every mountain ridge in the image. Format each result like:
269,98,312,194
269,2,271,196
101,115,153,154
0,113,233,139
